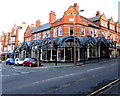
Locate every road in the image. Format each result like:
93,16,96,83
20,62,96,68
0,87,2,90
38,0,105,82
1,58,119,95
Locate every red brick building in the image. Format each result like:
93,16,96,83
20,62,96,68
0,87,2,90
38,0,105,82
22,3,120,62
1,3,120,61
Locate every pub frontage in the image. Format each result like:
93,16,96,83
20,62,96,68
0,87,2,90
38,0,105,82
13,35,116,63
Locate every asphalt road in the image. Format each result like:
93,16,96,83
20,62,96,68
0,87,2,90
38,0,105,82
1,58,119,95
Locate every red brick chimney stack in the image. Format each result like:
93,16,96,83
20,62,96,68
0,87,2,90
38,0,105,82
49,11,56,23
36,19,41,28
31,24,34,27
96,11,101,16
74,3,79,12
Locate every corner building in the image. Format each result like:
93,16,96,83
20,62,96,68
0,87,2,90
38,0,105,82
21,3,120,62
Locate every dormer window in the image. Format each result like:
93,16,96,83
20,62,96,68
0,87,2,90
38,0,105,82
101,21,107,27
110,24,114,30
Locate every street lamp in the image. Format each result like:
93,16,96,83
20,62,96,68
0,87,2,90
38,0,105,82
73,9,84,65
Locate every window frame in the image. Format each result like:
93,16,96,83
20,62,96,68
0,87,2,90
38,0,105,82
58,26,63,36
81,27,85,36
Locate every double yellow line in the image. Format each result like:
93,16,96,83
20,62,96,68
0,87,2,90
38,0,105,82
87,78,120,96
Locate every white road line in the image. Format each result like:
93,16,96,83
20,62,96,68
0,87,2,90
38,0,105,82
87,66,104,72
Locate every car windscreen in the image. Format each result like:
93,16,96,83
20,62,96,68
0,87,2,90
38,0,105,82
24,58,30,61
18,58,24,61
8,58,14,61
30,58,36,61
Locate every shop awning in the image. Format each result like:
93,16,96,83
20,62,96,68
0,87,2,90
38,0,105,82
85,36,97,47
96,37,108,47
58,35,86,48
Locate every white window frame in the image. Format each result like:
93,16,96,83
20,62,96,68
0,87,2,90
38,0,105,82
47,30,50,37
94,29,98,37
81,27,85,36
54,28,57,37
102,31,104,37
58,26,62,36
43,31,46,39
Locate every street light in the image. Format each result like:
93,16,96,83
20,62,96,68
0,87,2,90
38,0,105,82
73,9,84,65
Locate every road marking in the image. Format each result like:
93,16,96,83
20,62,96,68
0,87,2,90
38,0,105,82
87,66,104,72
13,67,23,69
87,78,120,96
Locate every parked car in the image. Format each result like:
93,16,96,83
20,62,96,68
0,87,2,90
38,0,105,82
14,58,24,66
6,58,15,65
23,58,41,67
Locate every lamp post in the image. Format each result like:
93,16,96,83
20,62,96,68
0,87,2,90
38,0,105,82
73,10,84,65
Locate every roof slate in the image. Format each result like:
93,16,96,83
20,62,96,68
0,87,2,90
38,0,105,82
89,15,101,22
34,23,51,32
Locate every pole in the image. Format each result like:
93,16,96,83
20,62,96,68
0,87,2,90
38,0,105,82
74,35,76,65
73,13,76,65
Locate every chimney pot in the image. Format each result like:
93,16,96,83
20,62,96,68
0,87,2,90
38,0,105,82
96,11,101,16
36,19,41,28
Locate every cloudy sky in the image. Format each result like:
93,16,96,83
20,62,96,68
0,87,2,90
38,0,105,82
0,0,119,36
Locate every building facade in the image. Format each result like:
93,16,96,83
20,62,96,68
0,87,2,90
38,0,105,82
1,3,120,61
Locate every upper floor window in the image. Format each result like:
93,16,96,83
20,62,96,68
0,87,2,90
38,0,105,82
38,33,41,39
43,31,46,39
58,26,63,36
110,34,113,39
110,24,114,30
116,27,119,32
47,30,50,37
101,21,107,27
82,27,85,36
90,28,94,37
102,31,104,37
70,26,74,35
94,29,97,37
54,28,57,37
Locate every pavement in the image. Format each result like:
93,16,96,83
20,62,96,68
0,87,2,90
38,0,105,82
39,58,117,68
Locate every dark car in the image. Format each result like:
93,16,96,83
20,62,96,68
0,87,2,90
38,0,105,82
6,58,15,65
23,58,41,67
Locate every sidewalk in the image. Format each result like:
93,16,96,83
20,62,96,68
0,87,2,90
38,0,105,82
41,62,84,68
40,57,118,68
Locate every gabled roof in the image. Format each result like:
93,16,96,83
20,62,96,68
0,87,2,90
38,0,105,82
89,15,102,22
31,27,37,31
81,16,100,28
34,23,51,33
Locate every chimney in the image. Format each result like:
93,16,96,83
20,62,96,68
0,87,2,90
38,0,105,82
36,19,41,28
49,11,56,23
31,24,34,27
74,3,79,12
22,22,26,28
96,11,101,17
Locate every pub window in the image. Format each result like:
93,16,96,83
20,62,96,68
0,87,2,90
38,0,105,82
94,29,97,37
43,31,46,39
58,26,62,36
90,28,94,37
54,28,57,37
70,26,74,35
102,31,104,37
82,27,85,36
47,30,50,37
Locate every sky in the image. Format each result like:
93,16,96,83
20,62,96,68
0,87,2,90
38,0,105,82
0,0,119,36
